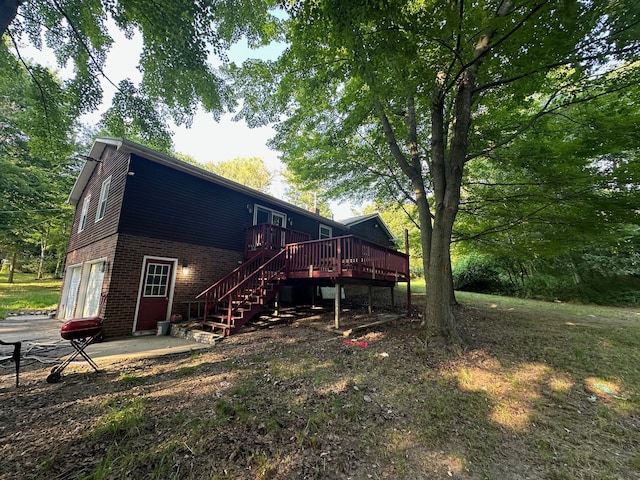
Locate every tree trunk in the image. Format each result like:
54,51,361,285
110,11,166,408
37,226,49,280
7,251,17,284
425,202,460,342
0,0,24,36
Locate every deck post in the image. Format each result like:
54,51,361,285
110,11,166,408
405,229,411,316
311,286,316,308
368,286,373,314
390,286,395,307
334,283,341,329
274,292,280,317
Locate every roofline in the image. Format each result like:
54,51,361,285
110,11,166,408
341,213,396,241
69,137,347,230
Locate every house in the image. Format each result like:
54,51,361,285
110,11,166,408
59,137,409,338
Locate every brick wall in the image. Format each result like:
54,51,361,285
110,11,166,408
104,234,244,337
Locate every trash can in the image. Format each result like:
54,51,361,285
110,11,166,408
157,320,171,336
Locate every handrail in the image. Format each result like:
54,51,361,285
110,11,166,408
286,235,409,280
196,253,266,299
199,250,287,330
245,223,311,258
219,250,286,305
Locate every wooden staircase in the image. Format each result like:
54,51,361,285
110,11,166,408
196,250,287,336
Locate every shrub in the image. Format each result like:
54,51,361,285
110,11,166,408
453,254,504,294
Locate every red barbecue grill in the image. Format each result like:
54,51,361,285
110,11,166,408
46,317,104,383
47,295,106,384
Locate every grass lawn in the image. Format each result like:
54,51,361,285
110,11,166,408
0,272,61,319
1,278,639,478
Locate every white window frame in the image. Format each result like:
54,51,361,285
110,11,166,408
319,224,333,239
78,195,91,233
79,259,106,317
95,176,111,222
253,204,287,227
59,263,82,320
59,258,106,320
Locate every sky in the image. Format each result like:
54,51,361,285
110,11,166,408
20,23,356,220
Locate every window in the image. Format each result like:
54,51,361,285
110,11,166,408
78,195,91,232
95,176,111,222
319,224,332,239
254,205,287,227
144,263,170,297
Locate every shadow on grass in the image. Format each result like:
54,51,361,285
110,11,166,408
1,300,639,479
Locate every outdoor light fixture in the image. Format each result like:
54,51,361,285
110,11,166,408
100,260,109,273
78,154,102,163
247,204,253,214
182,262,189,275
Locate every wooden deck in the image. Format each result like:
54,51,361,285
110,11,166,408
244,224,409,282
285,235,409,283
196,226,410,336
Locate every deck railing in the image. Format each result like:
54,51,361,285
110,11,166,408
285,235,409,282
245,224,311,258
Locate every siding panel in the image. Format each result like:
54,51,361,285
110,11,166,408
119,155,351,250
67,146,128,252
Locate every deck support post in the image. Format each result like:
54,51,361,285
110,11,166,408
390,286,395,308
405,228,411,316
368,286,373,314
311,286,316,308
274,292,280,317
334,283,341,329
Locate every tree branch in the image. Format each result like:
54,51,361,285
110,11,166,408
467,78,638,162
7,30,53,136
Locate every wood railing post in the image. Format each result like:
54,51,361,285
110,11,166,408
405,228,411,316
334,283,341,329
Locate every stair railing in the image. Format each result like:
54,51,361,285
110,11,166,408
196,250,287,331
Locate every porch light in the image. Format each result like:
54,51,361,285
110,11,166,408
182,262,189,275
247,204,253,214
100,260,109,273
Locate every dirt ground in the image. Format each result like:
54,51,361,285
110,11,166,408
1,302,638,479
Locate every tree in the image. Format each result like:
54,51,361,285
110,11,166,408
0,40,77,282
1,0,281,131
234,1,640,341
201,157,273,193
282,169,333,218
452,85,640,296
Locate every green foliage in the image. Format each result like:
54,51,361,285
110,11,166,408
0,41,79,279
282,169,333,217
233,0,640,335
455,86,640,264
201,156,273,192
5,0,282,126
100,80,174,153
452,254,505,295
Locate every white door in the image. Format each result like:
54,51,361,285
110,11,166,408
82,262,105,317
60,265,82,319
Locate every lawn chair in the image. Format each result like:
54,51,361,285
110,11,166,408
0,339,21,387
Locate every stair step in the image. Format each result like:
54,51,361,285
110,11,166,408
202,321,233,330
218,307,247,316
